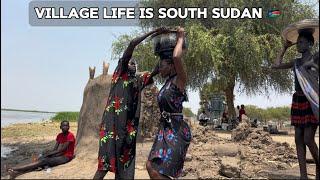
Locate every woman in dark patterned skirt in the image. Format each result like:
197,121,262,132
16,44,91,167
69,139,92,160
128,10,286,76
93,27,166,180
272,28,319,179
146,27,192,179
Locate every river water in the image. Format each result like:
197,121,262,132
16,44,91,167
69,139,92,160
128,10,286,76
1,110,56,157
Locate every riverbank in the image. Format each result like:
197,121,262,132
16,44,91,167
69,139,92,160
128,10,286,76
1,122,77,178
1,122,77,177
0,121,151,179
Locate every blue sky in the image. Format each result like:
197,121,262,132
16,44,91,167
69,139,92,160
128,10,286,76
1,0,318,113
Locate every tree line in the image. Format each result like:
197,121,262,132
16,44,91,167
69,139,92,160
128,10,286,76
245,105,291,124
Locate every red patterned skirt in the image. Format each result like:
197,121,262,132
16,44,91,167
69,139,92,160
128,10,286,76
291,91,318,126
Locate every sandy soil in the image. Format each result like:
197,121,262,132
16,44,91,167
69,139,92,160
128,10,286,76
1,122,319,179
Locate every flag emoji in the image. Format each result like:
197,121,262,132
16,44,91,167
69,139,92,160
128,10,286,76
267,10,281,18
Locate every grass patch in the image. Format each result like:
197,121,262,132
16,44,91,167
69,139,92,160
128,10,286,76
1,122,78,138
51,112,79,122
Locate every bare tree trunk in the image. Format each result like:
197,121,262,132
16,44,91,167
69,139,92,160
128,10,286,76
224,82,236,118
138,85,160,141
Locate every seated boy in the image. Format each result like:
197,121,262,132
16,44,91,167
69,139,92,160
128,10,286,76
6,120,75,179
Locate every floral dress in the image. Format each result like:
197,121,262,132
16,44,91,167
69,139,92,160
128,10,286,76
97,58,153,177
148,75,192,178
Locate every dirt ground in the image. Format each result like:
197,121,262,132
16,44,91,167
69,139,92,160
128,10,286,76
1,121,319,179
214,128,319,148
